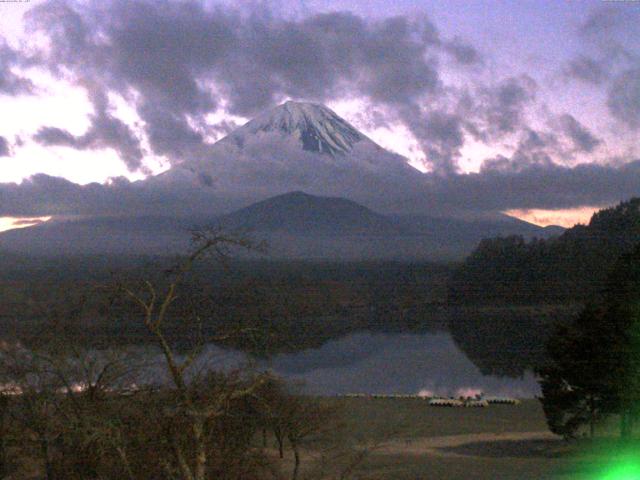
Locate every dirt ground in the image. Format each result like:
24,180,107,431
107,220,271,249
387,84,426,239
302,398,589,479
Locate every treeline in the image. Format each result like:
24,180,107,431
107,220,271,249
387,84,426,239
448,198,640,305
538,243,640,439
0,231,370,479
0,334,360,479
0,257,453,354
445,198,640,377
447,305,581,377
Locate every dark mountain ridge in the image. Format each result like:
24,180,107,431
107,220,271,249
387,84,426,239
218,191,397,234
0,191,560,260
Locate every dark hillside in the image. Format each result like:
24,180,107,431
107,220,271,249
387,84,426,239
447,198,640,377
448,198,640,305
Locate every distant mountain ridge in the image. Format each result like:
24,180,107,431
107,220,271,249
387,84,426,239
0,101,568,260
218,191,397,234
0,191,562,260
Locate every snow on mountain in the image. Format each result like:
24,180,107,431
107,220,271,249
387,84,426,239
222,101,370,156
155,100,429,215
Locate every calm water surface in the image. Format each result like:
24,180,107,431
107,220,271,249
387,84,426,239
201,331,540,398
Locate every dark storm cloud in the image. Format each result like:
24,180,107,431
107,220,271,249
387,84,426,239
564,55,608,85
24,1,447,167
428,160,640,212
481,75,537,138
0,137,10,157
443,38,482,65
0,43,33,95
607,69,640,128
399,107,465,175
32,89,144,170
2,158,640,217
558,114,602,153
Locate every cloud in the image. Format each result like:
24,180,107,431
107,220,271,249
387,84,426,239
564,55,608,85
32,88,144,170
20,0,613,179
0,173,230,217
481,75,537,138
137,104,204,160
399,107,465,175
443,37,482,65
2,152,640,218
209,119,239,140
153,129,429,212
580,6,631,38
0,129,429,216
0,43,33,95
607,69,640,128
428,160,640,212
481,128,557,173
570,5,640,129
33,127,77,146
4,0,632,210
22,1,454,169
0,137,10,157
395,75,539,174
558,114,602,152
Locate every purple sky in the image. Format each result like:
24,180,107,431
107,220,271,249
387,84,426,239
0,0,639,226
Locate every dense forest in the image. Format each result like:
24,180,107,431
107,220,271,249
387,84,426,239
0,255,452,355
449,198,640,305
448,198,640,376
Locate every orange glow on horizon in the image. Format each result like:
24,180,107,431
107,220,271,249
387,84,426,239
504,206,604,228
0,216,51,233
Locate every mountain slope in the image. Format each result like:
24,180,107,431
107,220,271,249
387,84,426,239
449,197,640,305
223,101,369,156
0,215,198,256
154,100,430,215
446,199,640,378
218,191,397,234
0,191,559,259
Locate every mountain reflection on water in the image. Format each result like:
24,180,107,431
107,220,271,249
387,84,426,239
203,332,540,398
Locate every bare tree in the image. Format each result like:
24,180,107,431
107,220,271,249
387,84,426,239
0,342,65,479
118,228,268,480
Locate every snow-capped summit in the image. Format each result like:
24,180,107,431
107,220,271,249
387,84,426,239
155,99,428,215
224,100,372,156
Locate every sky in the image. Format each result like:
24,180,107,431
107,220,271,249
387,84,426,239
0,0,639,228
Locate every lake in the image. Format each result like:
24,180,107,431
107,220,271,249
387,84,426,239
201,331,540,398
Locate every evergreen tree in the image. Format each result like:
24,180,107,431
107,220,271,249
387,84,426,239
602,245,640,437
537,243,640,439
537,305,614,439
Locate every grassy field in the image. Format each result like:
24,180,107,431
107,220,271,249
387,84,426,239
285,398,614,480
334,397,550,440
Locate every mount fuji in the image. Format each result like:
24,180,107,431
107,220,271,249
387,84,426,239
0,101,562,259
222,100,371,156
153,101,429,214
